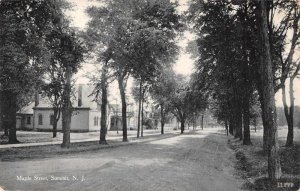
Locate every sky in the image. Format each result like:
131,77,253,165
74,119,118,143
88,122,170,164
65,0,300,107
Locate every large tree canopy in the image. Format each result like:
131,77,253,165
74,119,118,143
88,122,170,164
86,0,182,140
0,0,71,143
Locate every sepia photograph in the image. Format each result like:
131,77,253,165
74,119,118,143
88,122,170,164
0,0,299,190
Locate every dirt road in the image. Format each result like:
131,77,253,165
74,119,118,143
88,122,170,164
0,128,243,191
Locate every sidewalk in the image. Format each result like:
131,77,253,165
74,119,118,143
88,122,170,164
0,130,180,149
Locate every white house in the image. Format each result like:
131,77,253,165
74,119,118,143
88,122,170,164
32,84,104,132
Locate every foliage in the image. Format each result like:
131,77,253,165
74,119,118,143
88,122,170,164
187,0,259,141
86,0,183,138
0,0,78,143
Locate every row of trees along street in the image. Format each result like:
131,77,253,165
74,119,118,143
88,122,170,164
0,0,299,183
188,0,299,181
84,0,186,142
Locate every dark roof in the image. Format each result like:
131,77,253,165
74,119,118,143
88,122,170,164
17,102,34,115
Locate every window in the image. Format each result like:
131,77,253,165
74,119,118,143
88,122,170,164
94,116,99,126
26,117,31,125
38,114,43,125
50,115,55,125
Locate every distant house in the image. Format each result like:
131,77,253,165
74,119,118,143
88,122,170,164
109,103,135,131
16,102,34,130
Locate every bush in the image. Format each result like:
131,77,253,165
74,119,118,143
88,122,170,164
143,118,154,129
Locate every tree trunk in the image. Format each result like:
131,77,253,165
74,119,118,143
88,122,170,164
256,0,282,180
193,115,196,130
100,63,108,144
229,117,233,135
285,116,293,147
284,76,295,147
232,118,237,137
50,108,58,138
3,90,19,143
0,89,3,136
180,117,185,134
237,110,243,140
243,94,251,145
233,85,243,140
225,120,229,136
61,66,72,148
141,95,144,137
52,106,61,138
234,102,243,140
53,121,57,138
258,87,269,152
240,8,251,145
160,104,164,134
201,114,204,130
282,84,292,146
137,79,142,138
254,117,257,132
118,76,128,142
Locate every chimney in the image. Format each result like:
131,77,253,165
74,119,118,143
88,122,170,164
78,84,83,107
34,91,39,107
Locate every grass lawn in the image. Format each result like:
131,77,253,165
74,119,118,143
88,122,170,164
229,126,300,190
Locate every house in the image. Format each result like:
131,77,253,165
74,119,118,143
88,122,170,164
31,84,139,132
16,102,35,130
15,82,165,132
32,84,104,132
109,103,135,130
